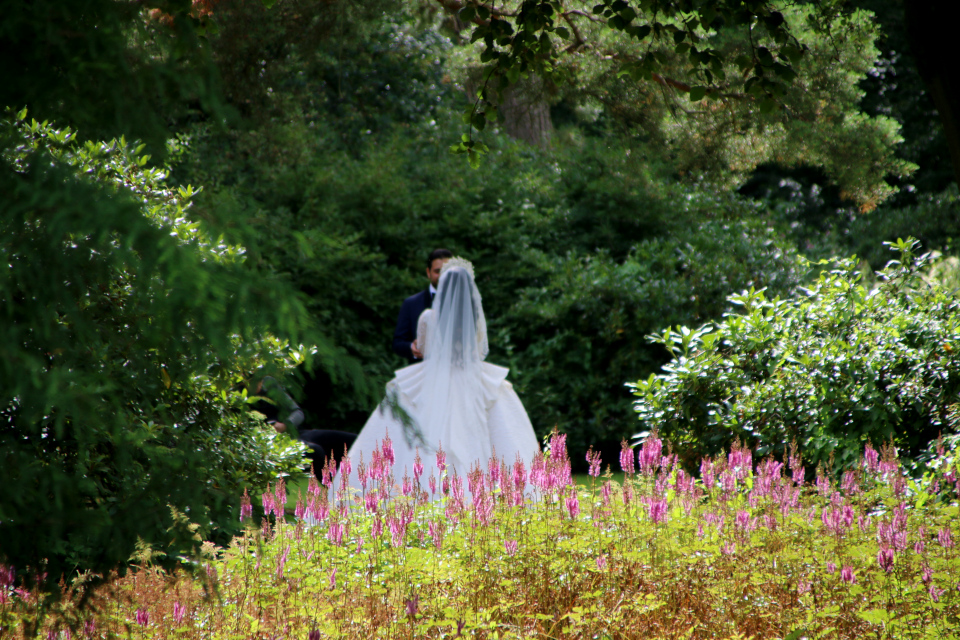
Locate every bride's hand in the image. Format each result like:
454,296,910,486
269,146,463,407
411,340,423,359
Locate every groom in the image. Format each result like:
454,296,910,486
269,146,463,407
392,248,452,362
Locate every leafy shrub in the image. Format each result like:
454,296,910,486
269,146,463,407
631,239,960,474
0,112,327,586
503,218,805,457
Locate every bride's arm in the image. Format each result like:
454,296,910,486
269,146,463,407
416,309,432,358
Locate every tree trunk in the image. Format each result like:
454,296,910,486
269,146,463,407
905,1,960,187
498,78,554,148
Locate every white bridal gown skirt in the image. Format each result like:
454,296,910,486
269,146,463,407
336,362,540,494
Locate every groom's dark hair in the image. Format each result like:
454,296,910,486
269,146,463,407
427,248,453,267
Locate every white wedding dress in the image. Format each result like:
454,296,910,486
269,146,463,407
337,261,540,494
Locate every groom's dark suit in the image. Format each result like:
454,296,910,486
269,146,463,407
392,288,433,362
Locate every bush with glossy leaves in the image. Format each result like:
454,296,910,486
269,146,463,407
631,239,960,475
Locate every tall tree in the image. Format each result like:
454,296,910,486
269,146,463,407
0,0,363,588
438,0,937,205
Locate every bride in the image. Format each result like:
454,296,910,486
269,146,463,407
337,258,540,493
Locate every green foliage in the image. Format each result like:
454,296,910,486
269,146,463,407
505,218,805,455
0,0,229,157
0,112,329,586
631,240,960,474
177,87,806,458
447,2,912,207
457,0,806,130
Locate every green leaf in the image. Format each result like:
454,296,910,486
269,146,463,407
555,27,571,39
460,6,476,22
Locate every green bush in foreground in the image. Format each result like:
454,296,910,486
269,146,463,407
631,239,960,475
3,434,958,639
0,113,322,587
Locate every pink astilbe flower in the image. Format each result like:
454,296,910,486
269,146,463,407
719,470,736,495
566,490,580,519
929,584,945,602
841,504,855,529
504,540,519,556
840,469,859,495
922,566,934,584
436,444,447,473
648,499,668,524
327,520,345,546
261,490,276,518
841,566,856,584
381,435,395,467
413,450,424,480
365,491,379,514
825,562,836,574
915,526,927,555
877,547,896,573
135,608,149,627
814,470,831,496
619,440,636,475
602,480,612,507
513,458,527,493
892,473,907,498
240,489,253,522
938,527,954,549
83,620,95,638
586,448,602,477
863,444,880,474
700,457,717,490
405,593,420,618
428,519,446,549
309,630,321,640
429,474,437,495
452,474,465,503
274,477,286,514
764,513,778,531
369,450,384,481
549,432,568,462
329,567,337,590
727,444,752,480
356,537,364,553
275,544,291,579
596,555,607,570
638,434,662,474
621,482,634,506
797,579,812,595
402,471,413,497
473,487,494,526
488,456,502,489
294,491,305,521
173,602,185,625
372,516,383,539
